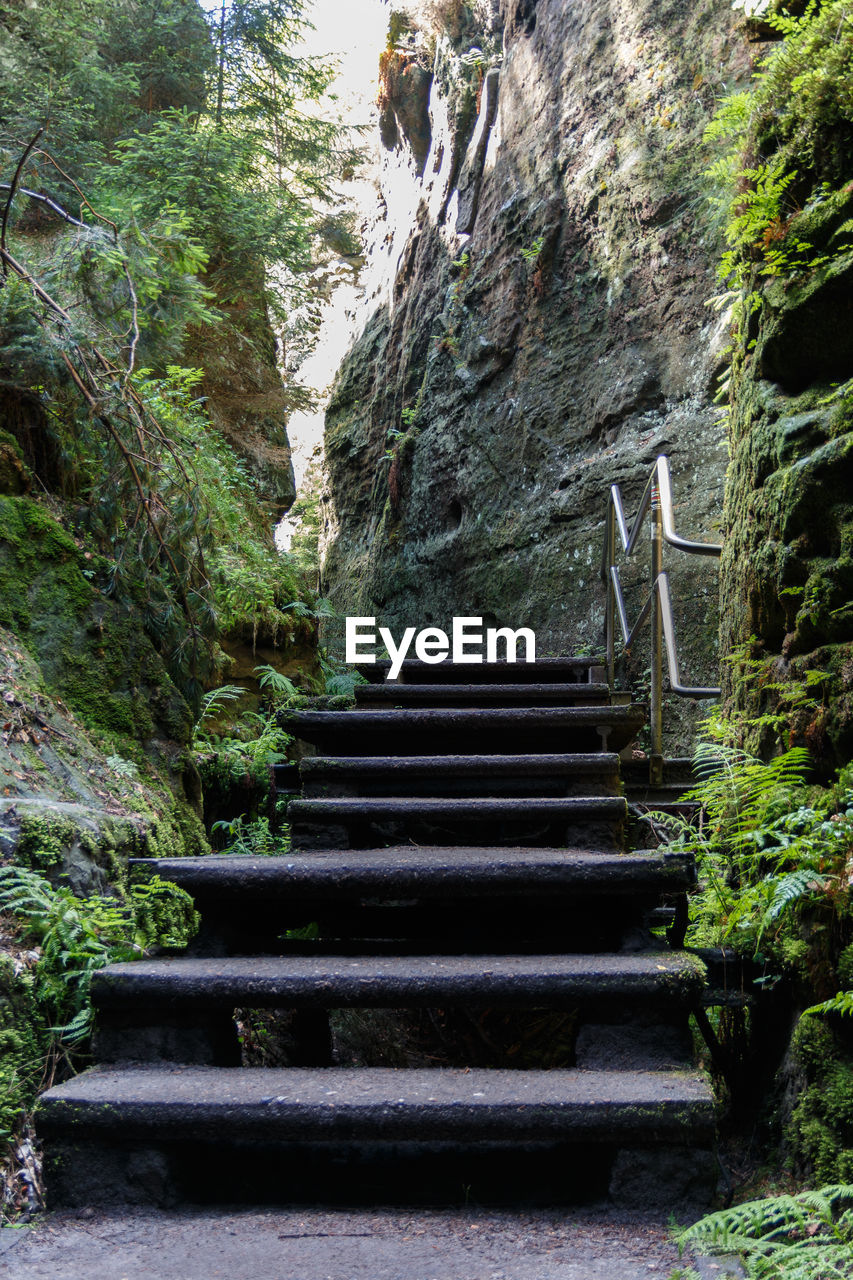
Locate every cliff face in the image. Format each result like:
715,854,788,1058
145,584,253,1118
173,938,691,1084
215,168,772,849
188,285,296,522
721,188,853,768
323,0,745,736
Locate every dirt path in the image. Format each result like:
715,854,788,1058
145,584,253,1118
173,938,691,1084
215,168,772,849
0,1206,742,1280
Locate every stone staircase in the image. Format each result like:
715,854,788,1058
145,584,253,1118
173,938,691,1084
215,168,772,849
37,657,716,1208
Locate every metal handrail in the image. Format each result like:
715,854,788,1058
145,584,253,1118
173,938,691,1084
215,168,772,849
601,455,722,784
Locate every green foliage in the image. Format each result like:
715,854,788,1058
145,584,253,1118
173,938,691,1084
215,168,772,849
0,0,213,194
653,719,853,979
194,666,294,813
520,235,545,264
705,2,853,376
0,866,198,1046
0,0,350,693
806,990,853,1018
211,812,288,856
193,683,247,744
196,708,292,776
280,596,337,622
787,1014,853,1184
679,1183,853,1279
255,663,298,699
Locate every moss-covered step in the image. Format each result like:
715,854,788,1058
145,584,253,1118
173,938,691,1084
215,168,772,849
38,1063,715,1146
279,705,646,755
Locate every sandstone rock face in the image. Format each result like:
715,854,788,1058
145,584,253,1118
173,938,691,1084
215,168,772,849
721,193,853,768
323,0,746,747
189,289,296,522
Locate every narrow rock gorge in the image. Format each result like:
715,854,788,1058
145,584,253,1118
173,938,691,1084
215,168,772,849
323,0,743,741
4,0,853,1240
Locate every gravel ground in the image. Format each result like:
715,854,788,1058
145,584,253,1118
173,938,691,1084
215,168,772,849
0,1206,743,1280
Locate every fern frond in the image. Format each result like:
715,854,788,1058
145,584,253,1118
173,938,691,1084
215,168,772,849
680,1184,853,1278
762,869,825,929
804,990,853,1018
196,683,245,727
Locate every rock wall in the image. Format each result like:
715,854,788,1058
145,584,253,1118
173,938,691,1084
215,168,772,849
322,0,746,744
188,284,296,522
720,184,853,769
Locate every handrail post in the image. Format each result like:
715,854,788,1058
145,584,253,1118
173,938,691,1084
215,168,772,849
649,477,664,788
605,502,615,690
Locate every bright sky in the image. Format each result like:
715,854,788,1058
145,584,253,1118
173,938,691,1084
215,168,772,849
298,0,387,110
199,0,389,536
283,0,388,529
199,0,387,123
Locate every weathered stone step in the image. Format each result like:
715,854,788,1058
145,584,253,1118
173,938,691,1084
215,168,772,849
295,753,620,799
287,796,627,848
354,683,611,708
630,800,700,820
621,758,696,790
288,796,625,820
357,658,605,685
280,704,646,755
133,847,695,902
38,1065,714,1146
91,951,706,1010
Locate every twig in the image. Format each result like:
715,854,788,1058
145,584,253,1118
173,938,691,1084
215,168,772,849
0,184,88,231
60,350,199,626
122,260,140,380
32,149,119,240
0,246,73,322
1,128,45,273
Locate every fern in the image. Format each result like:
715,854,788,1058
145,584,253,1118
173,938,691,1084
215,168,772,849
211,813,288,857
0,866,198,1047
325,669,369,697
804,991,853,1018
763,869,826,929
192,683,246,742
680,1184,853,1279
254,664,298,699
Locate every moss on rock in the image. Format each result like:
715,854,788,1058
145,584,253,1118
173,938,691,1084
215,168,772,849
0,493,191,745
787,1013,853,1183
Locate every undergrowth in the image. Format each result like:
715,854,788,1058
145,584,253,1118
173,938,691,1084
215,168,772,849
706,0,853,400
679,1183,853,1278
0,866,197,1220
652,719,853,986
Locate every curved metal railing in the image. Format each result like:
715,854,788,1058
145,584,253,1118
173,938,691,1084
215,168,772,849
601,455,722,783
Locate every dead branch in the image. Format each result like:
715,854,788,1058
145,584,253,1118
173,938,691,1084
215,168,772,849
32,149,119,241
0,184,89,231
59,349,200,627
1,127,44,272
0,246,73,322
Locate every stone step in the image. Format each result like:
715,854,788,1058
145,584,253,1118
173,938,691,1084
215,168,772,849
132,847,695,903
286,795,627,849
38,1065,715,1147
91,951,706,1011
354,683,611,708
357,658,605,685
621,758,696,790
280,704,646,755
296,753,621,798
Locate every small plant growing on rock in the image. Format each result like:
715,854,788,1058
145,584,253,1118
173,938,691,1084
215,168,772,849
520,234,545,263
